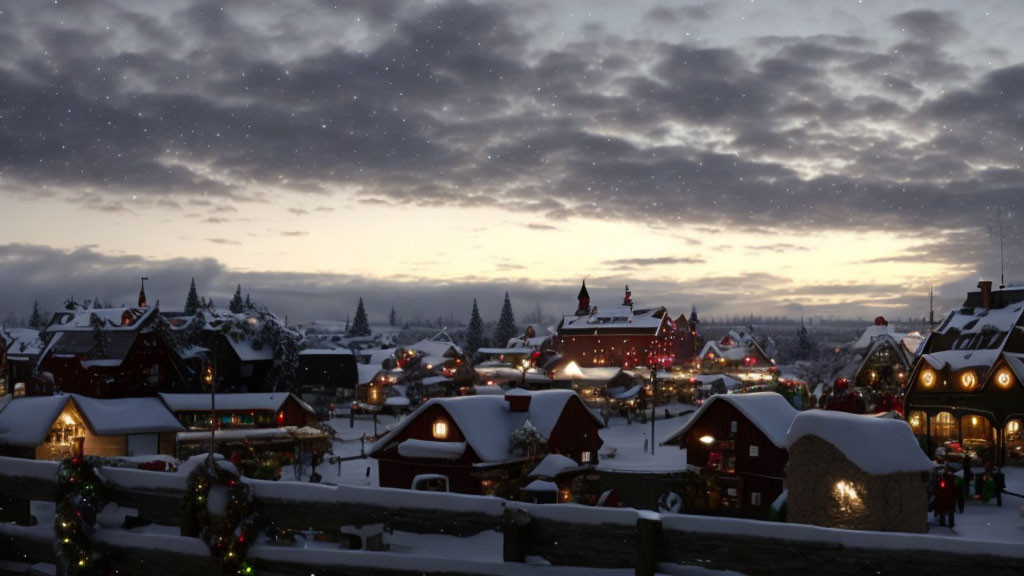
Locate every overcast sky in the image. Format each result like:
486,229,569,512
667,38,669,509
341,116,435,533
1,1,1021,325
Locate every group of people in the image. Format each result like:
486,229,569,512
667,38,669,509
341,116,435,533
930,455,1007,529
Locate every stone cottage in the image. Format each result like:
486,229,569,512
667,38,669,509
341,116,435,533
785,410,933,533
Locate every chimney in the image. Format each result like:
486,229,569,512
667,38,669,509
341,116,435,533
505,388,532,412
978,280,992,310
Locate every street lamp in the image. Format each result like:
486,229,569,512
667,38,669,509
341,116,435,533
650,365,657,455
518,358,529,389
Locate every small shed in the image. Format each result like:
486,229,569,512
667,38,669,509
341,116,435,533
0,394,182,460
785,410,932,533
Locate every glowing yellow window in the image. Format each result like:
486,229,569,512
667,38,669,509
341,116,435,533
432,419,449,440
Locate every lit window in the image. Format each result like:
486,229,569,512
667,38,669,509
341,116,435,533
581,451,592,463
960,371,977,390
920,369,936,388
432,419,449,440
749,445,759,457
996,368,1014,389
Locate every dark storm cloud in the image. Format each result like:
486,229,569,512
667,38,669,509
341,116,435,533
0,1,1022,298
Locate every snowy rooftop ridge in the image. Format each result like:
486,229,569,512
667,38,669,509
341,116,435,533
661,392,798,448
559,305,668,332
785,409,932,474
158,392,313,414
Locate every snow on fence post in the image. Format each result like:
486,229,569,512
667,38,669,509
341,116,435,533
502,506,531,563
635,512,663,576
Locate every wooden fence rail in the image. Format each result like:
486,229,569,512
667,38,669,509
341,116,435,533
1,457,1022,576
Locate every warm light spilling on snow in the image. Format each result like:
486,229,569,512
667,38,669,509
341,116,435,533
996,369,1014,389
699,435,715,445
834,481,861,512
920,369,936,388
432,419,449,440
960,371,977,390
563,361,584,379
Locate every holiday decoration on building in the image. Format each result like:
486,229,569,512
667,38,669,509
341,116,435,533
55,456,108,575
182,458,258,575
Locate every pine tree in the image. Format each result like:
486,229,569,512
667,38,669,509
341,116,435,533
494,292,518,347
389,305,398,327
795,320,816,361
465,299,484,360
184,278,201,315
347,298,371,337
229,285,244,313
29,300,46,329
244,294,253,310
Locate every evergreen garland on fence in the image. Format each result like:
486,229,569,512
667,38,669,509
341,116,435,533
182,458,258,575
54,456,107,575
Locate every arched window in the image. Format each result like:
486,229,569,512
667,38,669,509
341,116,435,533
1006,419,1023,465
930,411,958,453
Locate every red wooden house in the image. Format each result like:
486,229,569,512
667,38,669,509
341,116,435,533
158,392,316,431
36,306,180,398
369,389,604,499
555,282,690,369
661,392,797,516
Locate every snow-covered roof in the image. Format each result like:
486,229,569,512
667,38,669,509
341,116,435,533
298,347,354,356
356,364,383,385
371,389,602,463
71,394,183,435
528,453,584,479
359,348,397,367
920,349,1001,373
936,303,1024,340
397,439,466,460
1004,353,1024,384
46,307,157,332
785,410,933,474
661,392,798,448
551,365,623,382
522,479,558,492
0,395,69,446
559,305,668,333
1,328,45,356
158,392,312,414
422,375,453,386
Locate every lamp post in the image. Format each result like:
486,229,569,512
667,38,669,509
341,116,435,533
519,359,528,389
650,365,657,455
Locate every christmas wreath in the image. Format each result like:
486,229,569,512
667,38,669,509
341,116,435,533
54,456,107,575
182,457,258,575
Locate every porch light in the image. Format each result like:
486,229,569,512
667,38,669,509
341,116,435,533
996,368,1013,389
920,369,936,388
432,419,449,440
699,435,714,445
960,371,977,390
971,416,978,426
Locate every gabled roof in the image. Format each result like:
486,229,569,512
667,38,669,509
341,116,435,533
158,392,313,414
46,307,157,332
0,395,69,446
661,392,798,448
0,328,45,357
70,394,183,435
785,410,932,474
371,389,602,463
558,305,668,333
932,303,1024,352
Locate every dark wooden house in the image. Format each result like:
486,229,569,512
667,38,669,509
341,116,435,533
297,348,359,396
661,392,798,517
370,389,604,499
904,281,1024,466
36,307,181,398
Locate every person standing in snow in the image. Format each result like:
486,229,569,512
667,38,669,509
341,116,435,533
933,467,958,528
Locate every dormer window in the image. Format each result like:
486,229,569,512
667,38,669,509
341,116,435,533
432,419,449,440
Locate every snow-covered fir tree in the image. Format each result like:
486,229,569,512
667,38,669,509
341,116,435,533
494,292,518,347
184,278,201,315
229,285,244,313
389,305,398,327
244,294,253,310
346,298,371,337
464,299,484,360
29,300,46,330
794,319,816,361
510,419,547,459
